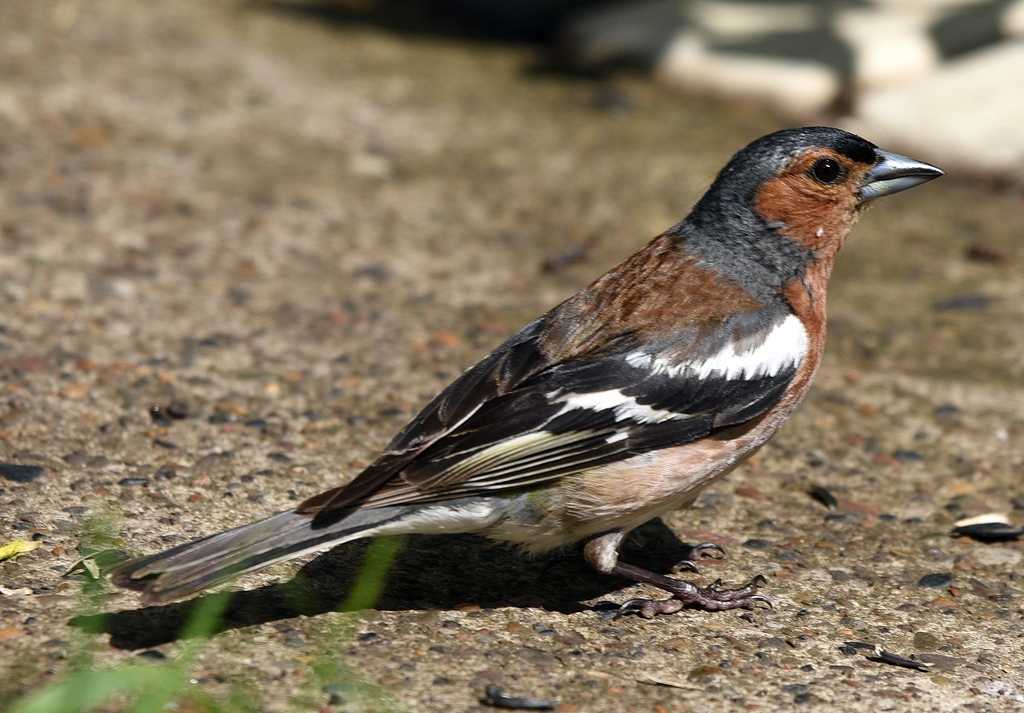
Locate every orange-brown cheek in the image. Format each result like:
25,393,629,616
755,174,857,253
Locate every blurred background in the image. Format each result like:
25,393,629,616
0,1,1022,712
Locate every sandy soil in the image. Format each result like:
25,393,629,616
1,1,1022,711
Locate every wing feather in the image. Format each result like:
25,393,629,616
304,304,807,522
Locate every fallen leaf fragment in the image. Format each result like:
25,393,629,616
0,539,39,562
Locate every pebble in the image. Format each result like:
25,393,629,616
743,538,771,550
154,466,176,481
918,572,953,588
965,243,1009,264
118,476,149,487
892,450,924,462
808,485,838,509
62,452,89,466
932,293,993,312
0,463,45,483
149,401,190,423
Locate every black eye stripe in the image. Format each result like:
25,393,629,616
810,157,843,184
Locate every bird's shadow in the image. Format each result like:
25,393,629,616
73,519,695,650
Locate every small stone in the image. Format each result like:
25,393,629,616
118,477,149,487
138,649,166,660
892,450,924,462
917,572,953,588
743,538,771,550
932,293,992,312
165,401,190,419
153,466,176,481
353,263,392,282
0,464,44,483
965,243,1008,264
150,401,190,423
62,452,89,466
913,631,941,650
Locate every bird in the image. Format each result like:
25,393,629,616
111,127,942,616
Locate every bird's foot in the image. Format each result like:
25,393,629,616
617,574,772,618
673,542,726,574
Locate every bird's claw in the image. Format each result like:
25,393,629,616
673,543,725,573
674,559,700,574
615,573,772,618
688,542,726,560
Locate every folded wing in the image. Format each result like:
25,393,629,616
301,306,807,521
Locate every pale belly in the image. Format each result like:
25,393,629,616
483,378,810,554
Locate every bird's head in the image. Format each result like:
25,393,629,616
679,127,943,298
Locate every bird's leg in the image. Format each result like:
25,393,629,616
583,531,771,619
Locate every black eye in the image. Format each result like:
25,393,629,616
810,157,843,184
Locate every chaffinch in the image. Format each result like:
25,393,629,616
113,127,942,616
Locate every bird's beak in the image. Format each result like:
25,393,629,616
859,149,944,203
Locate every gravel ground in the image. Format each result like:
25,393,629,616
1,2,1023,712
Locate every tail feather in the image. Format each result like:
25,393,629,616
110,506,409,603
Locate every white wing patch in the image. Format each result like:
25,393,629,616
626,313,808,381
558,389,686,424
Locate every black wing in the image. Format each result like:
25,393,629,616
303,307,805,517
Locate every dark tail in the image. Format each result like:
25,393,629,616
110,505,411,603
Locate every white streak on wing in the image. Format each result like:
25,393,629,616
558,389,685,424
442,431,592,480
626,314,808,381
